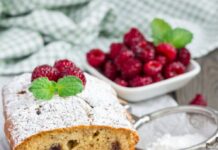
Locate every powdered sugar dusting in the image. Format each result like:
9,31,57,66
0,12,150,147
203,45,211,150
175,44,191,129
3,73,134,147
77,74,118,107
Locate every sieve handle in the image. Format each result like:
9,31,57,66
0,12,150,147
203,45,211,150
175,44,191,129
205,109,218,149
206,136,218,149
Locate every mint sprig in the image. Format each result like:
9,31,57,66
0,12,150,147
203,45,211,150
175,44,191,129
29,76,84,100
164,28,193,48
151,18,193,48
29,78,56,100
151,18,172,45
57,76,83,97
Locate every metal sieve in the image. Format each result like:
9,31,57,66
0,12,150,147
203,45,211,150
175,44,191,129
128,106,218,150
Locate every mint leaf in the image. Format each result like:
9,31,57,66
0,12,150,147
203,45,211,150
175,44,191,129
164,28,193,48
29,78,56,100
151,18,172,45
57,76,83,97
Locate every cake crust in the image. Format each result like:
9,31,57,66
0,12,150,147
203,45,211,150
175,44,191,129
3,73,139,150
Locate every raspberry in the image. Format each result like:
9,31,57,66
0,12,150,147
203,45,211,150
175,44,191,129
123,28,145,48
115,78,128,87
190,94,207,106
32,65,59,81
54,59,76,72
136,42,155,63
59,67,86,85
103,61,117,80
178,48,191,66
156,43,177,62
156,55,167,66
144,60,163,76
129,76,153,87
153,73,164,82
164,61,185,78
131,40,147,53
87,49,106,68
115,50,134,69
120,58,142,79
109,43,127,59
147,41,155,47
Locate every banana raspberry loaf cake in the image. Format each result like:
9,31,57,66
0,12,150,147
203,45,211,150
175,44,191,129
2,71,139,150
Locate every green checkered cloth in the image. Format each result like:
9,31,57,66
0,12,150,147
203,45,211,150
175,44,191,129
0,0,218,75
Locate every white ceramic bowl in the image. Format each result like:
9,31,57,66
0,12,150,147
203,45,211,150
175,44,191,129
85,60,201,102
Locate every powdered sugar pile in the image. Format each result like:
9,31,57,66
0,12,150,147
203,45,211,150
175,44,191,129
148,133,206,150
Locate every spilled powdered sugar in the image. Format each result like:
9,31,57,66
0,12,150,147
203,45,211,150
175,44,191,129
3,73,134,147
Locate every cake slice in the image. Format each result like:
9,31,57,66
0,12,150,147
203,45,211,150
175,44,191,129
2,72,139,150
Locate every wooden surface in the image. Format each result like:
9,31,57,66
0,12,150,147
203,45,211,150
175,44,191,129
176,48,218,109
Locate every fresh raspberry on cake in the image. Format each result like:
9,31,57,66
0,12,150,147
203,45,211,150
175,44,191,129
31,65,59,81
115,50,134,69
129,76,153,87
54,59,76,72
109,43,127,59
164,61,185,78
59,67,86,85
156,43,177,62
115,78,128,87
87,49,106,68
103,61,117,80
177,48,191,66
143,60,163,76
123,27,145,48
120,58,142,79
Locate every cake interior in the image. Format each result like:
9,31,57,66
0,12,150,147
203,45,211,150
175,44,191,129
15,126,138,150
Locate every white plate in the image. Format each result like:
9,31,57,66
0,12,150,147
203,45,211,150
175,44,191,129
85,60,201,102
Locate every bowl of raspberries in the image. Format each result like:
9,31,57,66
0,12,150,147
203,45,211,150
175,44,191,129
85,18,200,101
